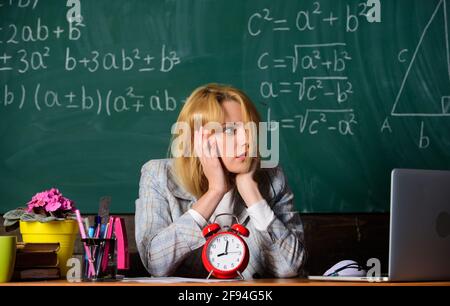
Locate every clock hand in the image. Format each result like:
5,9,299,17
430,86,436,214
217,251,240,257
217,241,229,257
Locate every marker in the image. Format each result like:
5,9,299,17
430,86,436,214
88,226,95,238
94,216,101,238
84,218,90,234
75,209,96,277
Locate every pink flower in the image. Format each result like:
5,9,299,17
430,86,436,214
26,191,47,212
48,188,60,197
26,200,43,212
26,188,76,214
45,200,62,212
61,198,74,211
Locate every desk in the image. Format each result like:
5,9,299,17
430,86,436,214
1,279,450,286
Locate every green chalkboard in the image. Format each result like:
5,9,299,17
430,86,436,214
1,0,449,213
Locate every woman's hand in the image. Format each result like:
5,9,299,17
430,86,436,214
194,126,229,195
235,158,263,207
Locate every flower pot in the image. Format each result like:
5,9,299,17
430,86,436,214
19,220,79,277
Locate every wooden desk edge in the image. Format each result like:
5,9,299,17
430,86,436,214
1,279,450,286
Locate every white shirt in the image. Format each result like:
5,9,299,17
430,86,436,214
187,188,275,231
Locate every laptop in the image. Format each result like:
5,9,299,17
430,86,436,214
309,169,450,282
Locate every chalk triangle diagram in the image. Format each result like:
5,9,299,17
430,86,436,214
391,0,450,117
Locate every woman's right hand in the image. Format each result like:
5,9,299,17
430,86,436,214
194,126,228,195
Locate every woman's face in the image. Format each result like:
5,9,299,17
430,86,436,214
212,100,250,174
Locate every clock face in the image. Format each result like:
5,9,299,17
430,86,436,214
206,233,245,271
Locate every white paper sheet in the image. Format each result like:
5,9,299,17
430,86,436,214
122,277,242,283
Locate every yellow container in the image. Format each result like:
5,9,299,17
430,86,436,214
20,220,78,277
0,236,17,283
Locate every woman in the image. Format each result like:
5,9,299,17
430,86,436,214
135,84,305,279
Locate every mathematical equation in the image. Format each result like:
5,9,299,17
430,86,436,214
267,108,357,136
0,18,83,45
248,3,366,136
0,3,184,118
248,2,374,35
0,45,180,74
260,77,353,104
257,43,352,73
0,0,39,9
258,42,354,105
65,45,180,73
1,84,180,116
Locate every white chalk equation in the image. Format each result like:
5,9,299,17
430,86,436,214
258,43,353,104
1,84,180,116
248,2,377,35
267,107,356,136
65,45,180,73
249,3,361,137
0,3,184,118
257,43,351,73
0,18,84,45
260,77,353,104
0,0,39,9
0,45,180,74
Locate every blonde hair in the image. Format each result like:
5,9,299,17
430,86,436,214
169,83,261,199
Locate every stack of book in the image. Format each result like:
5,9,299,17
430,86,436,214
13,242,61,281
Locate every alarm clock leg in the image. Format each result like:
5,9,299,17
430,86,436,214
206,270,214,280
237,271,245,280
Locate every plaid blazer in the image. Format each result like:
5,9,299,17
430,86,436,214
135,158,305,279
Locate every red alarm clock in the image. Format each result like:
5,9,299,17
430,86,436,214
201,213,250,279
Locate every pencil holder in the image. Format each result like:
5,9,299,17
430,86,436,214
81,238,116,281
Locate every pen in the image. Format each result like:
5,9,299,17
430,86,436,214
84,217,90,234
75,209,96,277
94,216,101,238
92,216,102,268
100,224,106,238
101,216,115,272
88,226,95,238
95,221,110,276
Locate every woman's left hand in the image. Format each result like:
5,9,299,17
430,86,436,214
235,158,263,207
